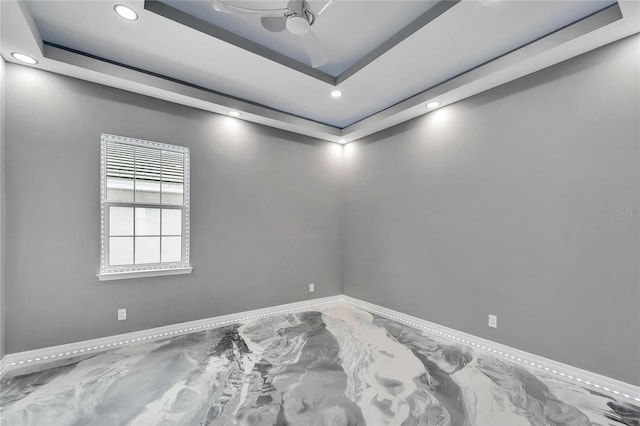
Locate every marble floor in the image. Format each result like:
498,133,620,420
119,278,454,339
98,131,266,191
1,304,638,426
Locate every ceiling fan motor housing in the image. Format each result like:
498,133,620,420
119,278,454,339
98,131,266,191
286,14,310,35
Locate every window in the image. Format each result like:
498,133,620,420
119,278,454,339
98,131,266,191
98,134,191,280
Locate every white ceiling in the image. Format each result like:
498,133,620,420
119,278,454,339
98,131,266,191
1,0,639,144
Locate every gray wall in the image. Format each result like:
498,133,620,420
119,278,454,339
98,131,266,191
4,64,343,353
343,36,640,385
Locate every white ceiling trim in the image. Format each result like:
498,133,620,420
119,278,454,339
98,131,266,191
44,43,341,140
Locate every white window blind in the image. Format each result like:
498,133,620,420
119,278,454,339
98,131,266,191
99,134,191,279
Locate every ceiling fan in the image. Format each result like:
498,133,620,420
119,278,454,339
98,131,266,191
212,0,330,68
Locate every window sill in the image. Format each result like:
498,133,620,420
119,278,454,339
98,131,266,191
97,267,193,281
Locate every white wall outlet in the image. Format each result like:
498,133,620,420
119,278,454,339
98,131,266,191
488,314,497,328
309,283,315,293
118,308,127,321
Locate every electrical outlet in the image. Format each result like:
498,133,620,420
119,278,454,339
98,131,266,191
488,314,497,328
309,283,315,293
118,308,127,321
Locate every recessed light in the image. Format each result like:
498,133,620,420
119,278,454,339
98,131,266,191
228,111,241,117
426,101,441,109
11,52,38,64
330,90,342,98
338,139,346,144
114,4,139,21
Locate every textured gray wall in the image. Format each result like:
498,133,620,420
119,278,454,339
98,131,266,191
4,64,343,353
343,36,640,385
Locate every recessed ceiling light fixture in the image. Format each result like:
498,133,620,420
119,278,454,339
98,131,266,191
330,90,342,98
114,4,139,21
228,111,241,117
338,139,346,144
11,52,38,64
426,101,441,109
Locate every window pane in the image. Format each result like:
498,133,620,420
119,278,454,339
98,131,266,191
161,236,182,263
109,237,133,266
161,151,184,205
162,209,182,235
106,142,135,202
161,182,183,205
135,180,161,203
135,236,160,264
109,207,133,236
135,208,160,236
135,146,161,203
107,177,134,202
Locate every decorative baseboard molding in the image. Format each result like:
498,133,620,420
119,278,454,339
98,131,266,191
340,295,640,403
0,295,342,378
1,294,638,405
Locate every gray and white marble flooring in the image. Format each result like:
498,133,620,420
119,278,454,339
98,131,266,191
1,305,638,425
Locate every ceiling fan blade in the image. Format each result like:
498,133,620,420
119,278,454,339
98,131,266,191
298,30,328,68
213,0,288,17
316,0,332,16
260,16,286,32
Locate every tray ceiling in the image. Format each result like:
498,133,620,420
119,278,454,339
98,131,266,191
160,0,441,77
1,0,638,143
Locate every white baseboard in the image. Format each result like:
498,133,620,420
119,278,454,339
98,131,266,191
0,295,342,377
1,294,638,405
340,295,640,403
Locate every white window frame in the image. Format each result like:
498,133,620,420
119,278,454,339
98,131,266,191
97,134,192,281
